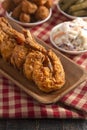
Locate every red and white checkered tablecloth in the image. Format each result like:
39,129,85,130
0,1,87,119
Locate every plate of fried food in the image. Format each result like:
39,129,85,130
2,0,53,27
50,18,87,55
0,17,87,104
57,0,87,19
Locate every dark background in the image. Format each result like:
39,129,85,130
0,119,87,130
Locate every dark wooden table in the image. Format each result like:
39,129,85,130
0,119,87,130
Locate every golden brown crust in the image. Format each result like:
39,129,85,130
19,13,31,23
11,45,28,69
32,50,65,93
45,0,53,8
21,0,37,14
24,30,47,53
0,17,16,60
0,38,16,61
23,51,45,80
0,17,65,93
11,4,22,20
35,6,49,20
32,0,47,6
2,0,53,23
2,0,15,12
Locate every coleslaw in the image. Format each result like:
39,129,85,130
53,18,87,51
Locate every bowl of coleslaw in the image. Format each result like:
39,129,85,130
50,18,87,55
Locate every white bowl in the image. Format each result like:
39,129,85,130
6,8,52,27
57,3,87,20
50,23,87,55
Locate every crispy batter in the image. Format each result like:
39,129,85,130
35,6,49,20
11,4,22,20
32,50,65,93
0,17,16,60
0,17,25,45
0,17,25,61
0,38,16,61
0,28,8,52
2,0,15,12
2,0,53,23
0,17,12,28
21,0,37,14
0,17,65,93
25,37,47,53
24,30,47,53
12,29,25,44
32,0,47,5
45,0,53,8
11,45,28,69
0,17,25,48
23,50,45,80
19,13,31,23
0,31,6,48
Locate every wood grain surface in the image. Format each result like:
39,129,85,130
0,119,87,130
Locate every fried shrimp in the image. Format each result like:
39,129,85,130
0,17,16,58
0,17,12,29
24,30,47,53
12,29,25,44
0,38,16,61
23,50,45,80
0,28,8,53
0,17,25,60
0,17,65,93
32,49,65,93
11,45,28,69
0,17,25,45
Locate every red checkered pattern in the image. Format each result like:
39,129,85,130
0,1,87,119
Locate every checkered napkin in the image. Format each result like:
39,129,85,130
0,2,87,119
